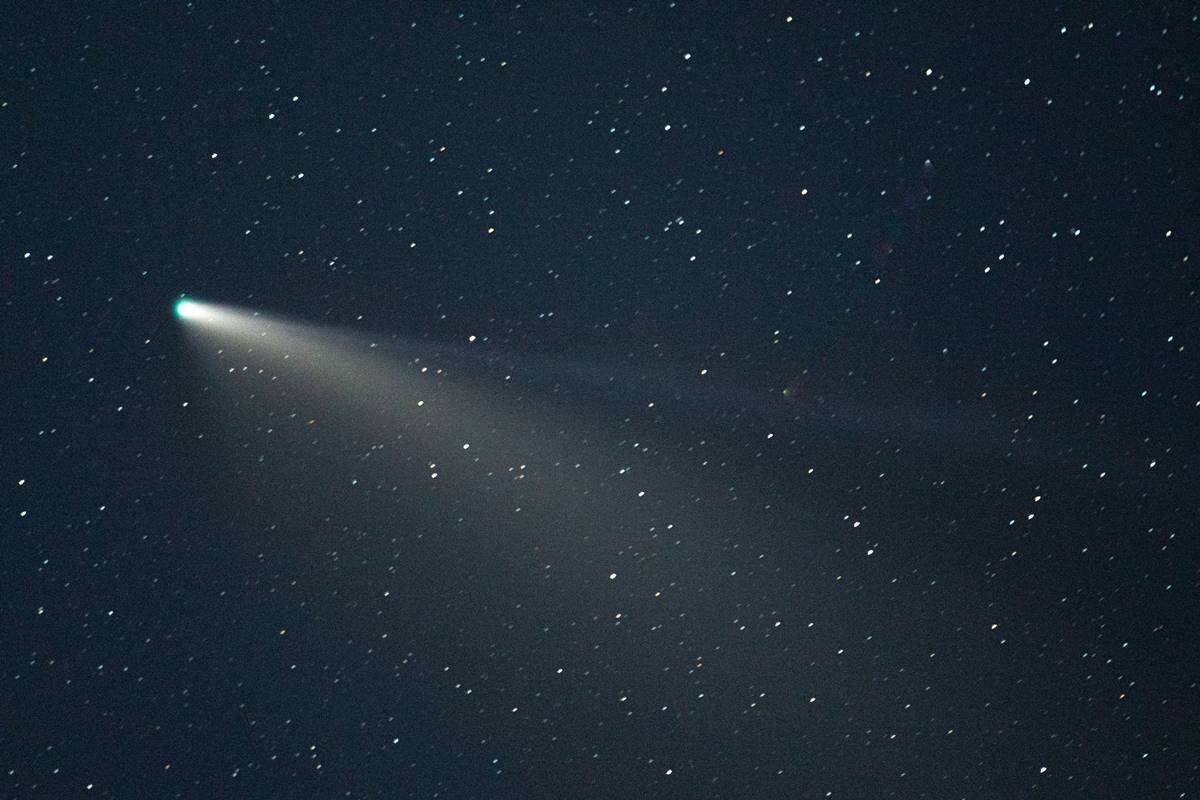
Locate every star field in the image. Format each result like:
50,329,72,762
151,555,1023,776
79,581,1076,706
6,5,1199,799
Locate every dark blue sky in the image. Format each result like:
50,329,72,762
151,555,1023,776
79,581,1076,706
6,4,1198,798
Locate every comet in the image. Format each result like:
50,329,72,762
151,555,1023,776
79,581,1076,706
174,298,226,324
175,299,203,319
171,296,997,453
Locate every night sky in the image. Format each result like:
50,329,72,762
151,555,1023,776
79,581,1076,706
6,4,1199,798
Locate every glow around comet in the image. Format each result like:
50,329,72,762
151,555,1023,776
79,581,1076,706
175,299,203,319
175,298,221,323
174,299,196,317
